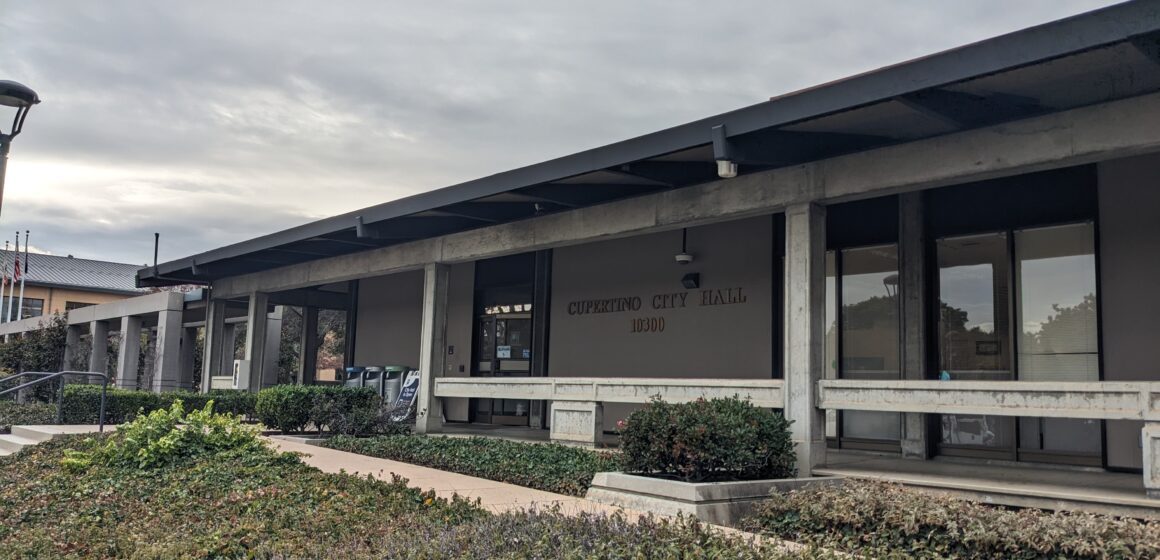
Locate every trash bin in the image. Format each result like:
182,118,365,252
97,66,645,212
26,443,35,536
343,366,366,388
364,366,384,396
383,366,409,405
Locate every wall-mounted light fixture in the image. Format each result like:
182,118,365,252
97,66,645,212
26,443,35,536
711,124,738,178
674,228,694,265
681,272,701,290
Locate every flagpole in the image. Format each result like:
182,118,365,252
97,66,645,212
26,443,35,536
5,232,16,323
1,240,8,324
16,230,27,320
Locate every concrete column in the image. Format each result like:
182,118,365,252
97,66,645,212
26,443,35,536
62,324,82,371
151,309,183,392
241,292,269,392
179,326,198,390
298,306,319,385
115,315,143,390
89,320,109,376
260,305,283,389
783,203,827,476
898,192,930,459
416,263,450,434
201,299,227,393
222,323,237,364
1144,423,1160,499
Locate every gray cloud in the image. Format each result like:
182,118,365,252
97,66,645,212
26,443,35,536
0,0,1119,265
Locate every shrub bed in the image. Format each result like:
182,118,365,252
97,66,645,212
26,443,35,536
326,435,621,496
0,405,822,559
0,405,484,559
60,385,256,424
254,384,385,434
743,480,1160,559
0,400,58,433
618,396,796,482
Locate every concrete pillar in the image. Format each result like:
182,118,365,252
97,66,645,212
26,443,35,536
115,315,143,390
898,192,930,459
1144,423,1160,499
783,203,827,476
260,305,283,389
89,320,109,376
201,299,227,393
62,324,82,371
179,326,198,390
416,263,449,434
151,309,183,392
241,292,269,392
298,306,319,385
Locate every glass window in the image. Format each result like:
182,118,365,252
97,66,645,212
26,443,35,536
825,245,901,443
1,296,44,320
65,301,95,311
1015,222,1100,455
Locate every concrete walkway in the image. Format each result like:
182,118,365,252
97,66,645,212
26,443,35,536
267,437,645,517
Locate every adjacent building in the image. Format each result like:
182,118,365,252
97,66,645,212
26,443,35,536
0,251,147,319
137,3,1160,513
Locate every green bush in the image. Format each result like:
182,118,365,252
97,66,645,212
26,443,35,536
255,384,383,434
60,385,256,425
255,384,316,433
326,434,621,496
743,480,1160,559
62,400,261,471
0,400,58,433
618,396,796,482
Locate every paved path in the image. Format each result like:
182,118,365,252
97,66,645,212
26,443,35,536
267,437,646,517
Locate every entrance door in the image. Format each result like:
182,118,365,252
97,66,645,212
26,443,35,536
471,313,532,426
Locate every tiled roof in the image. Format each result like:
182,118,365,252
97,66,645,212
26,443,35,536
0,250,148,295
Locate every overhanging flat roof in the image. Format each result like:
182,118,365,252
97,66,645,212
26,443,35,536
140,0,1160,287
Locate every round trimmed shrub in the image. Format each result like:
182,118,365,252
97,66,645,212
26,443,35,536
618,396,796,482
255,384,315,433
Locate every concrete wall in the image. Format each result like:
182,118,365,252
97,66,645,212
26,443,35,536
549,216,775,430
353,271,424,367
352,265,474,422
1098,153,1160,470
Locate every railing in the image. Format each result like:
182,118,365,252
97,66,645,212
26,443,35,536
816,379,1160,421
434,377,785,408
0,371,110,432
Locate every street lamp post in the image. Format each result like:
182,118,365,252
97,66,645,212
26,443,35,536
0,80,41,223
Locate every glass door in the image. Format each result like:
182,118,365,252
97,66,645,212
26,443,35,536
936,232,1017,459
471,313,532,426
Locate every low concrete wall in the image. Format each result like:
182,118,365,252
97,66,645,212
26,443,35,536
586,472,843,526
434,377,784,407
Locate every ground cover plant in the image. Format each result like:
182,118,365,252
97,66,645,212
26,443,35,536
0,402,837,559
326,434,621,496
0,401,483,559
618,396,796,482
743,479,1160,560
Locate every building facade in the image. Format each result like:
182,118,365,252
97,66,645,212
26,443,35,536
139,3,1160,509
0,251,147,320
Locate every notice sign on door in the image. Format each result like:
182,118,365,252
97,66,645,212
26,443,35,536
496,345,512,359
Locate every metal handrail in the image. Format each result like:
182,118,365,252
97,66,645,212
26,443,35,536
0,370,109,432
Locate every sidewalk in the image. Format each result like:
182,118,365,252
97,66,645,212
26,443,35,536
266,437,643,517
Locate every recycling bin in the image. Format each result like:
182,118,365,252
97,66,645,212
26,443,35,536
343,366,366,388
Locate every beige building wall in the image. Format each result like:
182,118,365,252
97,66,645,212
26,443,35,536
5,284,136,318
1098,153,1160,470
352,264,475,422
549,216,775,430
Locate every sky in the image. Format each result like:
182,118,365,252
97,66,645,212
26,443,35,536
0,0,1121,266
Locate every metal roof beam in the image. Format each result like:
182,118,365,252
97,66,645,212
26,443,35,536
721,128,896,166
614,161,717,186
1133,33,1160,67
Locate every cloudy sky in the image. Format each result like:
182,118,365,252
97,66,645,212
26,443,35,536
0,1,1119,265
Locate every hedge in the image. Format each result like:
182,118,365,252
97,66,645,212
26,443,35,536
743,480,1160,559
325,435,621,496
618,396,796,482
254,384,383,435
0,401,58,433
60,385,256,425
